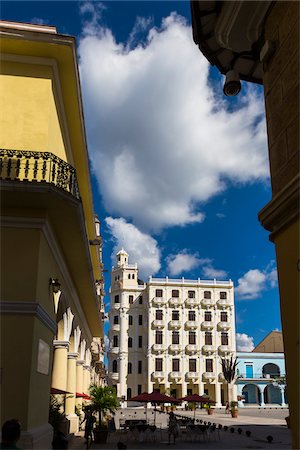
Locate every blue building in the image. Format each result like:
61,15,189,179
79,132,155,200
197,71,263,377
236,350,287,407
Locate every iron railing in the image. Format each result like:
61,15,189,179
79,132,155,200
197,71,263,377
0,149,80,199
237,373,285,379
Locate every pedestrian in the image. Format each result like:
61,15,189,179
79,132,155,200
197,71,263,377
225,401,230,414
0,419,22,450
168,412,178,445
81,407,96,444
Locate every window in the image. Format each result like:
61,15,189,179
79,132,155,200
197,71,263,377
128,337,132,348
128,274,131,279
204,311,212,321
189,331,196,344
127,388,132,400
189,359,196,372
138,361,142,374
115,276,117,281
220,292,227,299
221,312,228,322
156,310,163,320
172,331,179,344
155,330,163,344
139,296,143,304
172,290,179,298
204,291,211,299
221,332,228,345
188,290,195,298
129,295,134,304
118,256,120,261
129,315,133,325
114,295,120,303
156,289,163,297
139,315,143,326
188,310,196,321
155,358,163,371
128,362,132,374
113,316,119,325
206,359,213,372
172,310,179,321
187,388,193,396
113,335,118,347
138,336,143,348
112,360,118,373
138,384,142,395
172,359,180,372
132,274,135,279
205,332,212,345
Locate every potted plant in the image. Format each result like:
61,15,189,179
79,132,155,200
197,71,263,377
89,385,119,444
230,401,238,418
49,395,68,449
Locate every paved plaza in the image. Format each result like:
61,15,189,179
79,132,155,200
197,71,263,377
70,407,291,450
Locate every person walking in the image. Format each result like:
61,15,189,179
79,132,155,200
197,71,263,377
225,401,230,414
81,407,96,446
168,412,178,445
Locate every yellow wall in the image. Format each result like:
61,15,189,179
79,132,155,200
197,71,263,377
0,61,67,161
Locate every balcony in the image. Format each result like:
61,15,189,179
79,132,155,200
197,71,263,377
169,344,181,354
201,321,214,330
218,345,231,355
217,299,231,309
152,344,166,353
202,345,216,354
185,372,199,381
169,320,181,329
152,371,165,382
0,149,80,198
237,372,285,380
169,297,183,306
185,298,200,307
185,344,198,354
169,372,181,382
109,372,119,381
202,372,216,382
109,347,119,354
152,319,165,329
185,321,198,330
152,297,168,306
201,298,215,307
217,321,231,331
111,324,120,332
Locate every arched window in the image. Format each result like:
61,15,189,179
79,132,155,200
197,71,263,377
112,360,118,373
262,363,280,378
127,388,132,400
132,274,135,279
128,274,131,279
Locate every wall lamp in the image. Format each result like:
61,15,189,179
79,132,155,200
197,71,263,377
49,278,61,293
89,239,101,246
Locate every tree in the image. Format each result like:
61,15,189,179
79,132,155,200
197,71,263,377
220,355,238,404
89,385,119,427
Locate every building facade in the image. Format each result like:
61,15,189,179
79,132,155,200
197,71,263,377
108,250,236,407
0,21,105,448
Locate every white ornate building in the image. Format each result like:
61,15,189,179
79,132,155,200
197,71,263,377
108,250,237,407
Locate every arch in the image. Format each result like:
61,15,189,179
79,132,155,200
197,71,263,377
262,363,280,378
127,387,132,400
264,384,282,404
112,360,118,373
242,384,260,404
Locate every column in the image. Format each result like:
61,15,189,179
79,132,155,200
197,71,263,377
215,383,221,407
65,352,78,433
258,385,265,406
76,360,84,410
280,386,287,407
51,341,69,391
83,365,90,395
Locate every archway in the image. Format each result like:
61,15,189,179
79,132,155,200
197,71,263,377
264,384,282,404
262,363,280,378
242,384,260,404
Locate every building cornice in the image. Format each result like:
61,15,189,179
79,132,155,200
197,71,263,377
0,301,57,333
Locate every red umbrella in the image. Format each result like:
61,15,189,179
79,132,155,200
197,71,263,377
129,392,152,402
129,392,179,424
76,392,86,398
50,387,72,395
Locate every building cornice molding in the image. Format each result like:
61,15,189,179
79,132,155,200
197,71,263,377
258,174,299,241
0,301,57,333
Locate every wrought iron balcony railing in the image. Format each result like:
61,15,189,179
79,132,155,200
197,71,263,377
0,149,80,199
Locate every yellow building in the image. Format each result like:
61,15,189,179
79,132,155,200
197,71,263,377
0,21,105,448
191,2,299,447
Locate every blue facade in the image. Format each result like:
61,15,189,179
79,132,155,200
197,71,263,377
236,352,287,406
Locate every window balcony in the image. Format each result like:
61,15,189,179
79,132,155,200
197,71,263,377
201,321,214,330
169,297,183,306
111,324,120,332
169,344,181,354
202,345,216,354
217,299,231,309
185,344,198,354
169,320,181,329
201,298,215,307
109,372,119,381
152,319,165,329
111,303,120,311
109,347,119,354
152,297,168,306
152,371,165,382
218,321,231,331
185,372,199,381
185,298,200,306
185,321,198,330
202,372,216,382
152,344,166,353
169,372,181,382
218,345,231,355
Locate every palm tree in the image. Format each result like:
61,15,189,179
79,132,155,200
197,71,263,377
89,385,119,427
220,355,238,405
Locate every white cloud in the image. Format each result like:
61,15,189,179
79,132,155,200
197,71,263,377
235,264,278,300
236,333,255,352
166,251,209,276
267,268,278,288
202,265,228,279
103,334,110,352
105,217,160,278
78,12,268,231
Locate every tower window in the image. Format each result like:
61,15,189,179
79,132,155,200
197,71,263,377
129,295,134,304
189,359,196,372
155,358,163,371
138,361,142,374
205,332,212,345
155,330,163,344
139,315,143,325
138,336,142,347
204,311,212,322
188,290,195,298
112,360,118,373
188,310,196,321
118,256,120,262
139,296,143,304
172,310,179,321
129,315,133,325
206,359,213,372
128,362,132,374
114,295,119,303
128,337,133,348
113,335,118,347
221,332,228,345
127,388,132,400
138,384,142,395
155,289,163,297
172,290,179,298
172,359,180,371
220,292,227,299
128,274,131,279
204,291,211,299
113,316,119,325
132,273,135,279
221,311,228,322
156,310,163,320
189,331,196,345
172,331,179,344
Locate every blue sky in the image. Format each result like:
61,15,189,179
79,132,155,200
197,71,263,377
2,1,282,350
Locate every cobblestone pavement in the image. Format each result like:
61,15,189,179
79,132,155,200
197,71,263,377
69,407,291,450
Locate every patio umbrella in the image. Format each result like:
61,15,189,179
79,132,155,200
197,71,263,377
128,392,151,422
147,392,179,425
50,387,72,395
179,394,210,419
